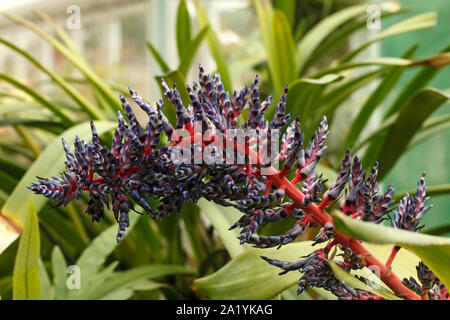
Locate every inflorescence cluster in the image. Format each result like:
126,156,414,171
29,66,447,300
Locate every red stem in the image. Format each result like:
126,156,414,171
385,245,401,268
244,147,420,300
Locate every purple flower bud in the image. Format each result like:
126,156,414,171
392,173,431,232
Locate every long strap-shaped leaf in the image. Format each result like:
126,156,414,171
33,10,86,62
146,41,170,73
375,88,449,179
0,74,75,127
12,202,41,300
333,211,450,290
279,74,344,131
341,45,418,158
193,0,232,93
197,198,246,259
384,44,450,119
70,214,139,296
0,38,104,120
78,264,193,300
2,12,121,113
178,26,209,77
254,0,297,97
305,7,408,71
271,9,297,97
296,4,369,76
176,0,191,61
341,12,436,62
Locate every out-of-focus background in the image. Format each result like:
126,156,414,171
0,0,448,300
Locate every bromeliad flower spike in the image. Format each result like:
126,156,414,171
29,66,448,300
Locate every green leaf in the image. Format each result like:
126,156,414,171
178,26,209,77
80,264,193,300
0,121,117,254
0,140,35,160
193,0,232,93
197,198,247,258
271,10,297,97
135,215,164,262
72,214,139,295
193,241,320,299
228,30,266,81
146,42,170,74
0,37,104,120
176,0,191,60
353,113,397,154
155,213,185,265
312,57,415,78
76,261,119,299
254,2,297,97
332,211,450,289
274,0,295,29
328,260,401,300
342,45,418,154
313,69,385,142
319,69,384,114
0,154,26,179
0,74,75,127
355,243,420,289
408,122,450,151
283,74,344,123
193,235,420,300
296,4,369,75
407,112,450,148
384,43,450,118
2,12,121,112
342,12,436,62
131,279,168,292
393,184,450,201
362,133,385,170
305,6,407,70
423,224,450,236
294,19,306,43
181,203,207,264
375,88,449,179
253,0,276,85
38,258,53,300
0,118,65,134
51,246,68,300
39,207,88,254
0,171,18,194
0,102,43,115
33,10,85,60
281,284,312,300
12,202,41,300
14,125,41,157
100,288,134,300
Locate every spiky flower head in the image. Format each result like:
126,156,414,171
392,172,432,232
28,66,443,300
